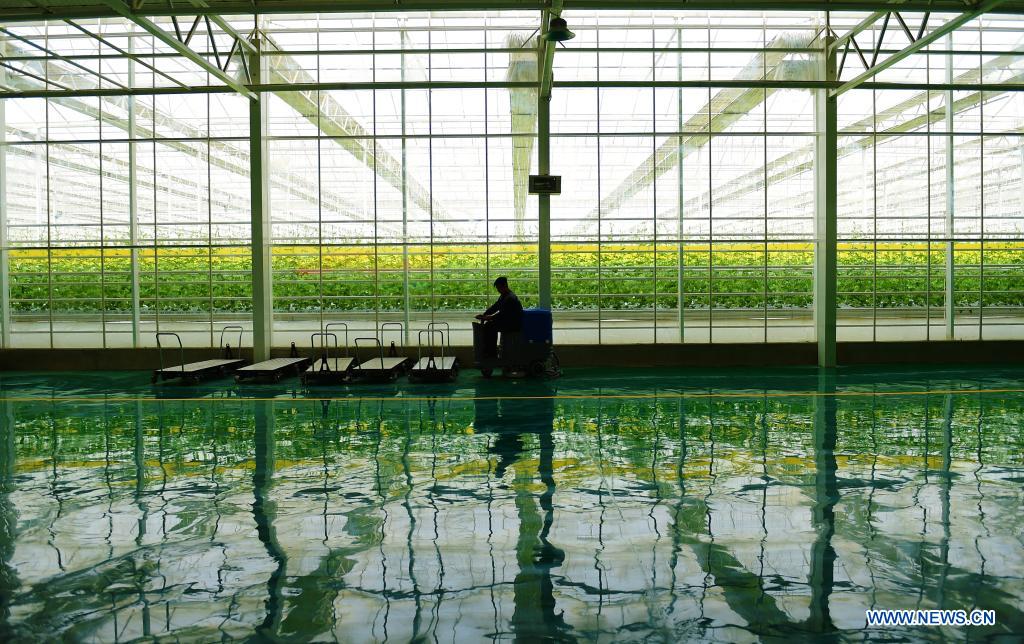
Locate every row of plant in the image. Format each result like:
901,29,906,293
7,243,1024,313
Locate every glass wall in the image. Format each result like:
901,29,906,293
550,12,819,344
835,14,1024,341
1,22,251,348
263,13,540,348
1,10,1023,349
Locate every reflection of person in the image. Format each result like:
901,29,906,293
475,276,524,359
473,384,573,641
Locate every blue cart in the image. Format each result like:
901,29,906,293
474,308,560,378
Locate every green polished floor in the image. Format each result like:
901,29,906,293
0,367,1022,642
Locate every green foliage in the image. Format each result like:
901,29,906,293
8,243,1024,314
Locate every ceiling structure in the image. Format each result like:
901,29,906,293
2,0,1024,23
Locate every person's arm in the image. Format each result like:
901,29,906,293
477,295,502,320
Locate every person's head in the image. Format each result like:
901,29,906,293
493,276,510,295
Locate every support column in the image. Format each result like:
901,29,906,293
538,93,552,309
128,34,141,348
815,36,838,367
944,37,955,340
676,26,685,343
401,30,411,343
0,83,11,349
536,7,557,311
249,36,273,361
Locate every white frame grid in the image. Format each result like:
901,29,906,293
0,10,1023,363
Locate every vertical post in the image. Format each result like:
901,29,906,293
944,36,955,340
538,96,551,310
128,32,141,348
249,35,273,362
676,27,685,343
815,36,838,367
401,29,411,344
537,11,553,310
0,78,11,348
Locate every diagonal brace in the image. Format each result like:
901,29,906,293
832,0,1009,96
98,0,255,99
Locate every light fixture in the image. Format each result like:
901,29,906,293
545,17,575,42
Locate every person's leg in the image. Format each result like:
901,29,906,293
483,323,499,358
473,322,485,362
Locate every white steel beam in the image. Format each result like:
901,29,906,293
99,0,256,99
249,34,272,361
832,0,1009,96
828,11,887,54
815,35,838,367
945,36,955,340
537,1,561,310
0,60,9,348
128,30,141,348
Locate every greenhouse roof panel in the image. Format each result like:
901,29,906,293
4,0,1024,23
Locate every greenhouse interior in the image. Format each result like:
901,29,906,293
0,0,1022,641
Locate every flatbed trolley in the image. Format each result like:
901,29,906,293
353,323,413,382
409,322,459,383
235,343,312,383
302,323,355,385
152,326,247,384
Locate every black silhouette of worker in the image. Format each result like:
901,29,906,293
473,385,574,641
475,276,524,359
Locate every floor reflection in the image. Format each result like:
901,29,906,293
476,385,573,641
0,369,1022,641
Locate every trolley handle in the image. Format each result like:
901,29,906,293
325,322,350,357
380,322,405,356
219,325,245,358
353,337,384,371
417,329,446,369
426,322,451,360
156,332,184,374
311,332,339,372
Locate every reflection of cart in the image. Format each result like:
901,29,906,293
353,323,413,382
302,323,355,385
474,308,560,379
152,325,247,384
409,323,459,383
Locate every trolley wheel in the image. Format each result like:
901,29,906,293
546,352,561,376
529,360,545,377
389,370,400,383
151,373,159,384
481,368,493,379
449,366,459,382
273,372,283,383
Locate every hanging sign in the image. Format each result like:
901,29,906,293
528,175,562,195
